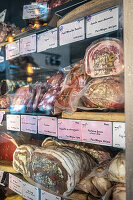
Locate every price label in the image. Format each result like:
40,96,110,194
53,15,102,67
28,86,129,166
38,116,57,136
21,115,37,134
86,7,118,38
113,122,125,149
41,190,61,200
59,18,85,46
6,40,20,60
20,34,36,55
58,119,81,141
23,181,39,200
0,111,5,125
9,174,23,195
7,114,20,131
0,171,4,183
82,121,112,146
37,28,57,52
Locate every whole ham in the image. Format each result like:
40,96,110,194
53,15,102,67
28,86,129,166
82,76,124,109
30,146,96,196
84,38,124,77
112,184,126,200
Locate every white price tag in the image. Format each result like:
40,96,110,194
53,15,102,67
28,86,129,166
113,122,125,149
37,28,57,52
9,174,23,195
21,115,37,134
86,7,119,38
23,181,39,200
59,18,85,46
6,40,20,60
20,34,36,55
0,9,7,22
7,114,20,131
0,171,4,184
41,190,61,200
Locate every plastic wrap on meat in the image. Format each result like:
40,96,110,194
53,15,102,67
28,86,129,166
82,76,124,109
84,38,124,77
11,85,35,112
47,71,64,89
30,146,96,196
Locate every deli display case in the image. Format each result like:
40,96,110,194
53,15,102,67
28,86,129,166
0,0,131,199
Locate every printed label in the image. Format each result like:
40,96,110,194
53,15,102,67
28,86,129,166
7,114,20,131
9,174,23,195
41,190,61,200
82,121,112,146
38,116,57,136
113,122,125,149
59,18,85,46
58,119,81,141
23,182,39,200
37,28,57,52
86,7,119,38
21,115,37,134
20,34,36,55
6,40,20,60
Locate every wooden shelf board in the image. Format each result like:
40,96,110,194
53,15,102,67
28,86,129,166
62,112,125,122
0,160,18,173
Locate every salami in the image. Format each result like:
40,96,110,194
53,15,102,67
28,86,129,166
30,146,96,196
84,38,124,77
82,76,124,109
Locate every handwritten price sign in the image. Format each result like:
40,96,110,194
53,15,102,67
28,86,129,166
113,122,125,149
21,115,37,134
23,181,39,200
9,174,23,195
7,114,20,131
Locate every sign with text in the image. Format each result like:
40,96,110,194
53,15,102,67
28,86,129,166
59,18,85,46
6,40,20,60
58,119,81,141
9,174,23,195
82,121,112,146
38,116,57,136
113,122,125,149
23,181,39,200
86,7,118,38
21,115,37,134
41,190,61,200
37,28,57,52
7,114,20,131
20,34,36,55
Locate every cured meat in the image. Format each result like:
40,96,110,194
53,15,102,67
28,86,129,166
0,133,18,161
41,137,112,163
13,145,37,177
112,184,126,200
55,60,88,112
33,83,46,111
0,95,10,109
47,71,64,89
108,152,125,183
84,38,124,77
82,76,124,109
30,146,96,196
11,85,35,112
49,0,70,9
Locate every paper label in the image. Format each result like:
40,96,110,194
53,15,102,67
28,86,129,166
86,7,119,38
0,9,7,22
58,119,81,141
38,116,57,136
0,111,5,125
21,115,37,134
0,171,4,183
82,121,112,146
41,190,61,200
37,28,57,52
7,114,20,131
6,40,20,60
23,181,39,200
9,174,23,195
113,122,125,149
23,3,48,19
59,18,85,46
20,34,36,55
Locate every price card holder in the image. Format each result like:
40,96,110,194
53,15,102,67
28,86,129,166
20,34,36,55
86,6,118,38
58,119,81,141
7,114,20,131
59,18,85,46
0,111,5,125
6,40,20,60
38,116,57,136
41,190,61,200
113,122,125,149
21,115,37,134
23,181,39,200
82,121,112,146
37,28,57,52
9,174,23,195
